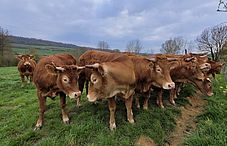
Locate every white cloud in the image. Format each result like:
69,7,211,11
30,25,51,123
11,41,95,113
0,0,226,53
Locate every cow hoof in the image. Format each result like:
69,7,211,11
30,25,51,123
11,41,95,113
76,103,81,108
143,106,148,110
33,126,42,131
128,119,135,124
110,123,116,131
160,105,165,109
63,117,70,124
170,100,176,105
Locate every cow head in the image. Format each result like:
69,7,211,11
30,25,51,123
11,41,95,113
17,54,35,72
209,60,225,74
191,77,213,96
85,63,110,102
182,56,205,81
45,63,84,99
85,62,135,102
147,57,178,89
190,53,211,72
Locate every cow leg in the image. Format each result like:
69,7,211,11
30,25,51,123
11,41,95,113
30,74,33,83
34,91,46,130
20,74,25,86
169,89,176,105
135,96,140,109
156,88,164,108
143,91,151,110
108,98,116,131
125,95,134,124
78,74,86,94
26,75,30,83
59,92,69,124
85,80,89,95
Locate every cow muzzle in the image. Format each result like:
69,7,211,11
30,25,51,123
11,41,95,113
200,63,211,71
68,91,81,99
163,82,175,89
24,62,31,65
87,94,97,102
207,92,213,96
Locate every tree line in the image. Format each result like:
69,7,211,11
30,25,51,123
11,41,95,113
0,24,226,67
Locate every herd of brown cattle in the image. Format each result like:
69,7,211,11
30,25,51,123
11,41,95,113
16,50,224,131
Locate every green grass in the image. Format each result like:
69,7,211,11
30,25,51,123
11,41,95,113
183,74,227,146
0,67,225,146
0,67,182,146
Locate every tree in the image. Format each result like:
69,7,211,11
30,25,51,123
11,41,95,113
97,41,109,50
160,37,186,54
0,26,14,66
196,25,227,61
0,26,10,57
125,39,143,54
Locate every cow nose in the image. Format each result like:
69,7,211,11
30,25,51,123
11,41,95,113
75,91,81,97
69,91,81,99
168,82,175,89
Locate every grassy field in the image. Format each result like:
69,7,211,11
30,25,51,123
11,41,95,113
0,67,226,146
184,73,227,146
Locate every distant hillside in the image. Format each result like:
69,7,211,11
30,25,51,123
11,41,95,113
9,35,80,49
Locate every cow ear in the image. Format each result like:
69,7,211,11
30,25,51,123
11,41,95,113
85,63,105,76
45,64,57,74
148,62,154,68
76,66,85,74
16,55,23,60
29,55,34,59
45,64,65,74
98,65,105,76
169,61,179,70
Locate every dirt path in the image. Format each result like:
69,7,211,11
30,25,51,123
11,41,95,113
164,93,207,146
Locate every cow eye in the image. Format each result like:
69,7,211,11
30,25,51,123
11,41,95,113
156,68,161,72
62,76,69,83
92,78,97,83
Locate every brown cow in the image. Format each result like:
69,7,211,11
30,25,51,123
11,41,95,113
79,50,178,130
127,54,178,109
155,54,213,108
17,54,36,85
207,60,225,78
85,53,136,130
33,53,84,130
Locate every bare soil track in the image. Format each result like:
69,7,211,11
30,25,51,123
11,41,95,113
135,92,207,146
165,93,207,146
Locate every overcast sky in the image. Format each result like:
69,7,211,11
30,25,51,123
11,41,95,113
0,0,227,53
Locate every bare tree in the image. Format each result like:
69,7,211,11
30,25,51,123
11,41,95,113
126,39,143,54
0,26,10,57
217,0,227,12
196,25,227,61
160,37,186,54
97,41,109,50
0,26,14,66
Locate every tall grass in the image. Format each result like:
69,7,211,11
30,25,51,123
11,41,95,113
0,67,181,146
183,74,227,146
1,67,224,146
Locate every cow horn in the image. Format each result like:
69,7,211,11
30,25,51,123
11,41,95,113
184,57,195,62
200,55,207,58
206,78,211,82
85,63,100,68
56,66,65,71
146,57,156,62
77,66,85,70
167,58,178,61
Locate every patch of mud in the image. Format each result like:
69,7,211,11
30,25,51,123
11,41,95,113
135,135,157,146
165,93,207,146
